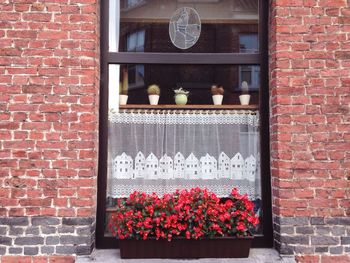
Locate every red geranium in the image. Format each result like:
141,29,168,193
109,188,259,241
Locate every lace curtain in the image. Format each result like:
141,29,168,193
107,109,261,198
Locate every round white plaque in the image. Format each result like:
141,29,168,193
169,7,201,50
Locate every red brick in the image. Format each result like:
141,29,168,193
321,255,350,263
0,256,32,263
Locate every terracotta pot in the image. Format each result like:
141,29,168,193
148,95,160,105
119,236,253,259
119,95,128,105
212,95,223,105
239,94,251,105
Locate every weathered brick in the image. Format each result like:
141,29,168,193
58,226,75,234
294,246,314,254
32,216,60,226
24,246,39,255
56,246,76,255
41,246,54,254
315,246,328,253
41,226,56,235
341,237,350,245
0,217,28,226
330,246,343,255
311,217,325,225
9,247,23,254
315,226,331,235
280,235,309,245
311,236,340,246
76,227,93,235
0,237,12,246
9,227,24,235
325,218,350,225
296,226,314,235
15,237,44,245
0,227,7,236
62,217,93,226
279,217,309,226
25,227,40,235
46,236,59,245
60,236,91,245
76,245,92,255
332,226,346,236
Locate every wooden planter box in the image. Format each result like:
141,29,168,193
119,236,253,259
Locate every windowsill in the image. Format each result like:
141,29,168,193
77,249,296,263
119,104,259,110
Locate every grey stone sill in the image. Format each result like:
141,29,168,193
77,249,296,263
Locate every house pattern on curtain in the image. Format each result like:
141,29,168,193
113,152,257,181
108,110,260,198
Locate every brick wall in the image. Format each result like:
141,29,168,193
1,0,350,262
0,0,99,261
269,0,350,262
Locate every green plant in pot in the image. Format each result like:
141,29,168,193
174,87,189,105
239,81,250,105
211,84,224,105
147,84,160,105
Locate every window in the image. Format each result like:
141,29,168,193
98,0,272,249
239,34,260,91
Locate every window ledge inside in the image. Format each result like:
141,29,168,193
119,104,259,110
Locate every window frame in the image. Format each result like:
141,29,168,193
97,0,272,248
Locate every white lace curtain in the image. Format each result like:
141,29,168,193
107,109,261,198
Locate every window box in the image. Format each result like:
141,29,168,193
119,236,253,259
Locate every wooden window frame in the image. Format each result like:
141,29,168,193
96,0,272,248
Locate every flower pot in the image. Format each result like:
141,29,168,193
119,236,253,259
119,95,128,105
212,95,223,105
148,95,160,105
175,94,188,105
239,94,251,105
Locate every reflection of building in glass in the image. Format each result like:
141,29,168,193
126,30,145,89
239,34,260,91
119,0,259,105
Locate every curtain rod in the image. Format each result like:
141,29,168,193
114,109,258,115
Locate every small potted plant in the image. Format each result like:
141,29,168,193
211,84,224,105
239,81,250,105
109,188,259,259
119,69,129,105
174,87,189,105
147,84,160,105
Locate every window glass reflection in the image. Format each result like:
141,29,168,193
110,0,259,53
110,64,260,106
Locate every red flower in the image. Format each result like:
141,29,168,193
108,188,259,240
237,222,247,232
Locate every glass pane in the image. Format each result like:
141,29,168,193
108,64,259,108
109,0,259,53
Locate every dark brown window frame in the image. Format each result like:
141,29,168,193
97,0,272,248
